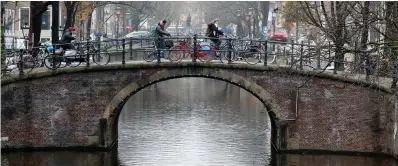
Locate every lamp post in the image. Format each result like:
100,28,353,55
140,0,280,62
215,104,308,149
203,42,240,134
21,23,29,50
20,23,29,75
104,10,110,38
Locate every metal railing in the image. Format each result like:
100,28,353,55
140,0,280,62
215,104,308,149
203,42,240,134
1,34,395,87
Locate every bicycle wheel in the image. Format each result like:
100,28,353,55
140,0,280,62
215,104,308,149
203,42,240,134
67,55,83,67
167,45,183,62
198,50,215,62
36,51,47,68
197,45,215,62
23,56,37,73
143,51,157,62
44,55,61,70
93,50,110,65
244,48,262,65
219,48,236,64
266,53,277,64
58,60,68,68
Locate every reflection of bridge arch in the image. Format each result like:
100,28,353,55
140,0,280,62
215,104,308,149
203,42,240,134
151,78,230,102
102,68,282,152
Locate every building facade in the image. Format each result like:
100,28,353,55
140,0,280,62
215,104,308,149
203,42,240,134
4,2,66,40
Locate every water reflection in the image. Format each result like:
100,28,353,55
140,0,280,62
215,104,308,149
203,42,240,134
3,149,397,166
276,154,397,166
2,78,397,166
118,78,271,166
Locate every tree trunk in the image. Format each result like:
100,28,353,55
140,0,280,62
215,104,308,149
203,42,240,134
132,11,140,31
72,6,78,27
361,1,370,80
28,2,50,56
253,11,258,38
261,1,269,28
64,2,76,34
386,2,398,87
1,2,6,71
51,1,59,44
31,12,43,57
122,6,126,36
334,1,345,71
86,12,93,40
237,23,243,37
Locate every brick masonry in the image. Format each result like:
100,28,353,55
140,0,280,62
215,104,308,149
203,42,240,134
0,63,395,156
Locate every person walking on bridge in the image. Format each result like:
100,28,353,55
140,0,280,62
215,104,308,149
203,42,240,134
155,20,171,60
206,19,224,50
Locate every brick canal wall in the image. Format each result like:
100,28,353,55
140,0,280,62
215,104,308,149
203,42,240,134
1,63,394,156
394,85,398,158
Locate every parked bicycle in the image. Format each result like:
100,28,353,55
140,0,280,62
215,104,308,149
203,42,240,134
166,37,218,62
44,41,110,70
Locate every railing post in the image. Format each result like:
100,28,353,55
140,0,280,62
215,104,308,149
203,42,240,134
316,46,321,70
52,44,56,69
129,37,133,60
122,38,126,65
300,41,303,70
291,41,294,67
228,38,232,64
193,34,197,62
264,40,268,66
329,41,336,74
308,40,311,66
328,41,331,67
157,37,161,63
76,42,80,62
283,46,286,65
140,35,143,48
86,39,90,67
18,49,24,75
97,37,101,57
272,40,275,51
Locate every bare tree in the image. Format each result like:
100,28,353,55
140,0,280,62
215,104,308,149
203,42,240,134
63,1,79,33
1,2,6,70
28,2,52,56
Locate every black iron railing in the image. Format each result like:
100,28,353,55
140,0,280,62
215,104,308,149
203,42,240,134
1,34,394,86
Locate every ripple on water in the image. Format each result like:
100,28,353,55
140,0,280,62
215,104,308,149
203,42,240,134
118,78,271,166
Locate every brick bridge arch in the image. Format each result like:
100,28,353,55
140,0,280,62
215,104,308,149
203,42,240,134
1,62,395,157
101,68,283,150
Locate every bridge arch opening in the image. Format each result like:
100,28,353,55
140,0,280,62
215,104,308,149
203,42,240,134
101,68,282,152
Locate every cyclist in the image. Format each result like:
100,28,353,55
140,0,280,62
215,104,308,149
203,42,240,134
60,27,76,50
206,19,224,50
156,20,171,60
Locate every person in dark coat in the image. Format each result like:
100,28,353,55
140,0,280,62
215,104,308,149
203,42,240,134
156,20,171,59
206,19,224,50
60,27,76,50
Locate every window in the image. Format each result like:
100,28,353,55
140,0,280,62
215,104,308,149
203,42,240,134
41,10,50,30
20,8,30,29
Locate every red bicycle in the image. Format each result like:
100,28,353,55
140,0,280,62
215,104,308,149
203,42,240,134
167,40,216,62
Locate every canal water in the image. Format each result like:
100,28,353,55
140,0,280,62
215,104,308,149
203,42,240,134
2,78,397,166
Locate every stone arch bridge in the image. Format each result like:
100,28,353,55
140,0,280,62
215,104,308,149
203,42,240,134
1,62,397,157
